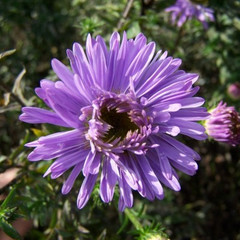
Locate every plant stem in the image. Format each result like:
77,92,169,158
171,24,185,55
117,0,135,31
124,208,142,231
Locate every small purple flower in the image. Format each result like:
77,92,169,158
165,0,214,29
228,83,240,100
20,32,208,211
205,101,240,146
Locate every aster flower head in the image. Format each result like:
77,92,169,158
165,0,215,29
227,82,240,100
205,101,240,146
20,32,209,211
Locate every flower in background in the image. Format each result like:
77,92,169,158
205,101,240,146
227,82,240,100
165,0,214,29
20,32,209,211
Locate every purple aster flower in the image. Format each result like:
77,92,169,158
205,101,240,146
20,32,209,211
228,82,240,100
165,0,215,29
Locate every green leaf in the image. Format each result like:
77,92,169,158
31,128,46,137
233,17,240,30
0,49,16,60
117,213,129,234
124,208,142,231
49,209,57,228
0,219,22,240
0,187,16,210
0,155,7,163
126,21,141,39
9,130,30,161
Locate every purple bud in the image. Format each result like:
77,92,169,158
206,101,240,146
228,83,240,100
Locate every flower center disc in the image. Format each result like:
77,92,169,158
100,107,138,142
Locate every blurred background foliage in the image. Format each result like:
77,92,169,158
0,0,240,239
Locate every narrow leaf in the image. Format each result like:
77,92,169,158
0,187,16,209
0,219,22,240
0,49,16,60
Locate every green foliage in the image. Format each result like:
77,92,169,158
79,17,103,38
0,220,22,240
134,223,169,240
0,188,22,240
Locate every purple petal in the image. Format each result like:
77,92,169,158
118,172,133,211
82,151,101,176
19,107,70,127
62,162,84,194
77,173,98,209
100,159,118,203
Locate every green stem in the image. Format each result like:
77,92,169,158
9,130,30,161
124,208,142,231
171,24,185,55
116,0,135,31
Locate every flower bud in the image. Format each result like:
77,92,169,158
206,101,240,146
228,82,240,100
